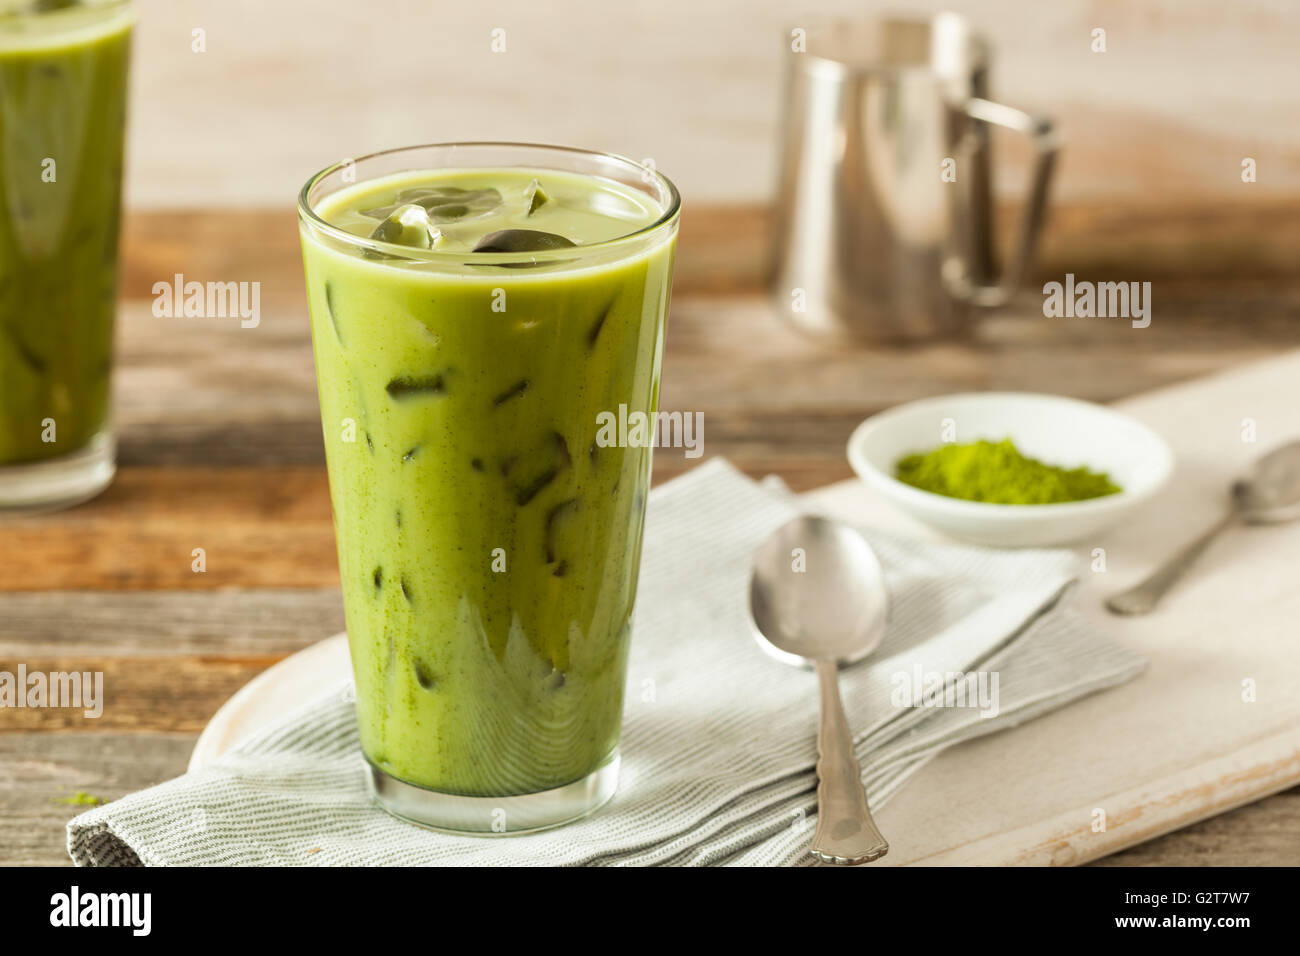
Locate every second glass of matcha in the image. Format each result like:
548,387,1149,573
0,0,133,510
298,144,679,832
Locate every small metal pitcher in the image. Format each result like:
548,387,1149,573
770,13,1058,342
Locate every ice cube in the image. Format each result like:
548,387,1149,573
368,203,442,249
472,229,575,253
524,178,549,216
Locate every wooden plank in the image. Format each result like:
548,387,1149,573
0,655,282,734
0,590,343,656
118,422,327,468
1093,785,1300,866
900,726,1300,866
0,468,336,592
0,733,194,866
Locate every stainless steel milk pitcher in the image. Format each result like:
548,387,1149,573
771,13,1058,341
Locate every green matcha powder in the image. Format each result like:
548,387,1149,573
895,438,1121,505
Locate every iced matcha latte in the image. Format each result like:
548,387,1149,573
299,144,679,831
0,1,132,509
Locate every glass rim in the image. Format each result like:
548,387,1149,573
297,141,682,267
0,0,134,44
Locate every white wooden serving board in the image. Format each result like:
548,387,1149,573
191,352,1300,865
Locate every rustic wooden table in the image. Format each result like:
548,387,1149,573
2,204,1298,865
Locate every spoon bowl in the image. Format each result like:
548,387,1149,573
1237,441,1300,523
749,515,889,666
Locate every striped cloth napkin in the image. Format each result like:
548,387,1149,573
68,458,1145,866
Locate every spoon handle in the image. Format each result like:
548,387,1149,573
810,659,888,865
1105,511,1237,616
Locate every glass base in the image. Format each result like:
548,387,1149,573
367,750,620,835
0,431,115,513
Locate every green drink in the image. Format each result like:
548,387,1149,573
0,1,131,509
298,144,679,831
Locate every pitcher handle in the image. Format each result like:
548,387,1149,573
961,98,1059,308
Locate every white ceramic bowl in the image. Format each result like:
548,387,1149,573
847,392,1174,547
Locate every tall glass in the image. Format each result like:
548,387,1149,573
298,144,679,832
0,1,132,510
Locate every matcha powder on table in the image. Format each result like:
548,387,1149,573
895,438,1122,504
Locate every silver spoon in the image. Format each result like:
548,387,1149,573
1107,441,1300,615
749,515,890,865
